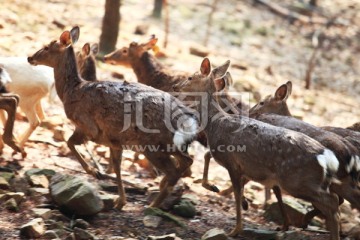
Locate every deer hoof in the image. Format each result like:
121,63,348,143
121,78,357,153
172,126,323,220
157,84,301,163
114,198,126,210
210,185,220,193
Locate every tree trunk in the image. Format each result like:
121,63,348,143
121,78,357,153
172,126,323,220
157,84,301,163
152,0,163,18
99,0,121,56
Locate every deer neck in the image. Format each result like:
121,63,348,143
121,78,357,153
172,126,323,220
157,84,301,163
53,46,82,101
131,52,164,84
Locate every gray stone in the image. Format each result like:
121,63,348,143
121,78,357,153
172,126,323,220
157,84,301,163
25,168,56,179
43,230,60,239
0,192,25,204
173,200,196,218
277,231,310,240
45,219,65,230
49,173,104,216
147,233,181,240
143,215,162,228
73,227,95,240
28,187,50,198
201,228,228,240
99,192,116,211
4,198,18,212
0,171,15,182
9,176,30,193
0,176,10,190
20,218,46,239
32,208,52,220
29,174,49,188
241,228,278,240
73,219,90,229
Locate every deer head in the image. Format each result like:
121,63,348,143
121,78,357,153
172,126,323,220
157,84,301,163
103,35,158,66
250,81,292,117
173,58,230,94
28,26,80,67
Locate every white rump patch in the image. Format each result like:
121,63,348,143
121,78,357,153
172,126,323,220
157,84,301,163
173,116,198,150
317,149,339,176
0,68,12,85
346,155,360,173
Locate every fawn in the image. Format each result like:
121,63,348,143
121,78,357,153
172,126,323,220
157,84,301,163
175,58,340,239
250,82,360,213
28,26,198,210
0,67,25,156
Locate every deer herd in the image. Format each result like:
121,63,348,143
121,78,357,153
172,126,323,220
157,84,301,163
0,26,358,240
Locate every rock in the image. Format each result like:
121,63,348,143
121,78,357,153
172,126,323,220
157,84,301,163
25,168,56,180
20,218,46,239
201,228,228,240
45,219,65,230
189,45,210,57
0,192,25,204
29,174,49,188
264,197,311,228
143,215,162,228
49,173,104,216
147,233,182,240
99,192,116,211
4,198,18,211
181,193,200,205
173,200,196,218
73,227,95,240
43,230,60,239
277,231,310,240
32,208,52,220
9,176,30,193
0,171,15,182
73,219,90,229
241,228,278,240
0,176,10,190
28,187,50,198
144,207,185,228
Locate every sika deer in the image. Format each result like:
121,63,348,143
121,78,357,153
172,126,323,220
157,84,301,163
76,43,98,81
103,36,249,113
0,67,25,156
176,58,340,239
250,82,360,213
28,26,198,210
0,57,56,148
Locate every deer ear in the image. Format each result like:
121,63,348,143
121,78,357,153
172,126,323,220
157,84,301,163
82,43,91,56
60,31,72,46
200,58,211,76
70,26,80,45
274,84,288,101
214,78,226,91
91,43,99,55
224,72,233,90
286,81,292,97
212,60,230,79
143,37,158,51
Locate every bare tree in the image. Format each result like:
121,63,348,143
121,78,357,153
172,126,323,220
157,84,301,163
152,0,163,18
99,0,121,56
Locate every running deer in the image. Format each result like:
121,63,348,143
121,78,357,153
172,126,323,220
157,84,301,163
249,82,360,212
0,67,25,156
27,26,198,210
175,58,340,239
0,57,56,148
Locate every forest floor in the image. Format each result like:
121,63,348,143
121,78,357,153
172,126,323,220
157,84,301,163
0,0,359,239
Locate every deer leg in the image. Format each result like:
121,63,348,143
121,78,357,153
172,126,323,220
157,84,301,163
110,148,126,210
202,151,220,192
18,102,41,147
35,101,45,121
67,128,103,179
311,191,340,240
228,169,245,237
0,96,24,156
272,185,289,231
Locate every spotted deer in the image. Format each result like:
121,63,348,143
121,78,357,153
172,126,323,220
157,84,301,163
250,82,360,214
175,58,340,239
27,26,198,210
0,67,25,156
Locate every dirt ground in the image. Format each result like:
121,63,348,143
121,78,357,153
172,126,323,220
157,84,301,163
0,0,359,239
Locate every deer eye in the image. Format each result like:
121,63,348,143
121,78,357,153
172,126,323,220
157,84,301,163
122,49,127,54
259,101,264,106
44,46,49,51
188,77,193,81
